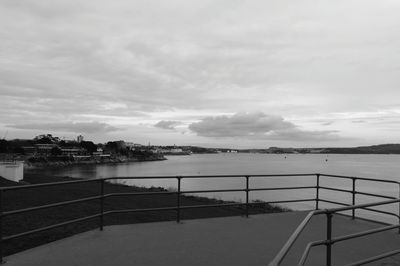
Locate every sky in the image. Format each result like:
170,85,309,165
1,0,400,148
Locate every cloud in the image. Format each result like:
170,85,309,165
189,113,292,137
189,112,339,141
7,121,121,134
154,120,182,130
321,121,334,126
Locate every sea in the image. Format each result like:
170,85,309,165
26,153,400,224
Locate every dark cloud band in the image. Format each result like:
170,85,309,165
189,112,339,141
7,121,121,134
154,120,182,130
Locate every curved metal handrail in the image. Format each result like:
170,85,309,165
268,210,323,266
269,198,400,266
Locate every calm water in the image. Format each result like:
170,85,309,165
27,153,400,223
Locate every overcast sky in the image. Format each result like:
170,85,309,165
1,0,400,148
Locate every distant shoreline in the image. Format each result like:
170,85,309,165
24,156,167,170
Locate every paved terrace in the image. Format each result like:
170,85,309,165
5,212,400,266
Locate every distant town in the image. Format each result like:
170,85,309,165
0,134,168,166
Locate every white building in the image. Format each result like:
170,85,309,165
0,161,24,182
160,148,184,154
125,142,143,150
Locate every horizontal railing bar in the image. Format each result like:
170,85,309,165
3,213,101,241
320,191,398,209
244,174,317,178
360,207,400,218
180,203,244,209
320,174,400,184
345,249,400,266
320,190,398,209
250,186,316,191
325,199,400,214
356,191,397,200
2,195,102,217
176,188,317,195
104,191,177,198
106,176,187,180
104,206,176,215
181,189,245,194
105,174,317,180
319,199,351,207
320,199,400,217
331,224,400,244
319,186,353,194
260,198,316,205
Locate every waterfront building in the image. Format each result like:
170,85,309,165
34,144,58,156
22,146,36,155
60,147,85,156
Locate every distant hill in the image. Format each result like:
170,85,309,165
236,144,400,154
323,144,400,154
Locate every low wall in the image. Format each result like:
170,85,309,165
0,161,24,182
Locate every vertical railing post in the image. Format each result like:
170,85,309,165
176,177,181,223
398,184,400,234
0,189,3,264
326,212,333,266
352,178,356,219
316,174,320,210
100,179,104,231
245,176,249,218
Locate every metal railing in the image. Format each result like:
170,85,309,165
270,174,400,266
269,199,400,266
0,173,399,265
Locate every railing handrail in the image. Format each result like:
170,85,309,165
269,198,400,266
320,173,400,184
1,172,399,192
324,198,400,214
268,209,323,265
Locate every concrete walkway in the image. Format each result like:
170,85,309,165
5,212,400,266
